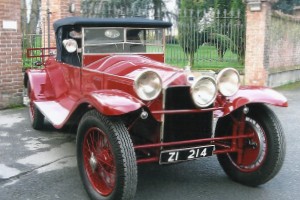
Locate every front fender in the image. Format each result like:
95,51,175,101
26,69,47,100
219,86,288,117
86,90,144,116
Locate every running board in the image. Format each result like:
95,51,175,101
34,101,69,127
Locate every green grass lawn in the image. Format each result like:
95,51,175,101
165,44,244,71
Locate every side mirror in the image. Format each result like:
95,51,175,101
63,39,78,53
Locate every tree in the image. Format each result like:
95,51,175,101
21,0,41,35
21,0,41,49
153,0,163,19
21,0,27,35
214,0,231,11
230,0,246,63
273,0,296,14
27,0,41,34
81,0,114,17
178,0,246,67
81,0,167,18
211,0,245,63
178,0,209,67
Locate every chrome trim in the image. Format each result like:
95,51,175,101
216,68,240,97
133,70,162,101
190,76,218,108
160,87,167,148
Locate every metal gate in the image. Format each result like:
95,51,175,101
21,1,53,69
22,1,245,70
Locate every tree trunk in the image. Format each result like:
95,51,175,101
21,0,27,35
188,53,195,67
153,0,162,19
27,0,41,35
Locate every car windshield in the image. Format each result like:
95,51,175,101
83,28,164,54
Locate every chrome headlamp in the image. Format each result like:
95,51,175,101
216,68,240,97
134,70,162,101
191,76,217,108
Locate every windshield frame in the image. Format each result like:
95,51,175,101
81,27,165,55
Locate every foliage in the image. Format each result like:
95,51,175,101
21,0,41,35
165,44,244,70
231,0,245,12
178,0,245,68
81,0,167,19
208,33,235,60
273,0,300,14
178,0,207,67
213,0,245,63
21,0,42,69
22,35,42,69
214,0,231,11
229,0,246,63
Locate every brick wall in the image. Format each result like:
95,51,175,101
268,12,300,69
0,0,23,109
266,11,300,87
41,0,81,48
244,1,271,86
245,0,300,87
0,0,82,109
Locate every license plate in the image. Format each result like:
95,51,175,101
159,145,215,164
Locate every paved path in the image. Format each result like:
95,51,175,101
0,87,299,200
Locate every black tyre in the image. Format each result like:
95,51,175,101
77,110,137,200
215,104,286,186
28,82,44,130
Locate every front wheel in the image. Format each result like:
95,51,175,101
215,104,286,186
27,82,44,130
77,110,137,200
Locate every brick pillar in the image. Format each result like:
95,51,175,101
0,0,23,109
41,0,81,48
244,0,276,86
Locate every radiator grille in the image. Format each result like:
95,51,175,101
162,86,213,143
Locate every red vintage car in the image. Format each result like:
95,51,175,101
25,17,288,200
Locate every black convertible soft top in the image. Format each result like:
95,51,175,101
53,17,172,32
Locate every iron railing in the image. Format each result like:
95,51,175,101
166,9,245,70
22,4,245,71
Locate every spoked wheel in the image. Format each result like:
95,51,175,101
226,117,268,172
77,110,137,200
215,104,286,186
83,127,116,196
27,82,44,130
